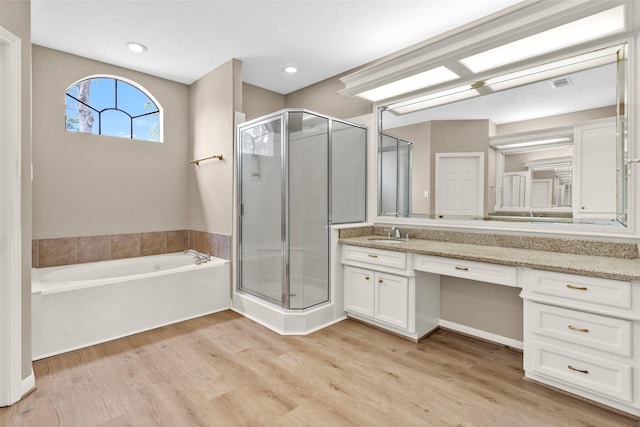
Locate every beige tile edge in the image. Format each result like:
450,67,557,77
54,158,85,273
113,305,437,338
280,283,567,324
32,229,234,268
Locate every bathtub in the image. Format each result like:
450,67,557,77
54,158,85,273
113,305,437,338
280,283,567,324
32,252,230,360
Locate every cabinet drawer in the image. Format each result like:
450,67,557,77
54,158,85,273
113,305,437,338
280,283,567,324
531,303,632,357
529,270,631,310
414,254,517,287
342,245,407,271
531,340,632,402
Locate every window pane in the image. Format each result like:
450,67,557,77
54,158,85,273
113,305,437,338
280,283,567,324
117,80,158,117
64,76,162,142
133,112,160,142
65,95,80,132
101,109,131,139
85,78,115,111
66,94,96,134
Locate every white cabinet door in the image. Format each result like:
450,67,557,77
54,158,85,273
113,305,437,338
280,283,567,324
375,272,409,329
344,267,375,317
573,117,616,219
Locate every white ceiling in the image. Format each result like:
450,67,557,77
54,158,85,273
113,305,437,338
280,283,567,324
31,0,522,94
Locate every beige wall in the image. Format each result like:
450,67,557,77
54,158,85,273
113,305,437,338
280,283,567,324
242,72,372,122
440,277,523,341
285,71,372,119
2,0,32,382
189,59,242,236
32,46,190,239
242,83,284,122
386,122,432,215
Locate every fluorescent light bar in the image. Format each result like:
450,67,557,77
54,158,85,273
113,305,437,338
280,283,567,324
387,85,478,115
498,137,572,150
357,66,459,102
460,5,625,73
484,44,621,92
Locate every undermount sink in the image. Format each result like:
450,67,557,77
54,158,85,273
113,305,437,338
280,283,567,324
367,238,408,244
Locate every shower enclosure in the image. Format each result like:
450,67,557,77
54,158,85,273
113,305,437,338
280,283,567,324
237,109,366,310
379,134,412,216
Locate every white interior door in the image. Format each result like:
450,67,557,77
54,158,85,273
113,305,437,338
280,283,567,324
502,171,530,208
435,152,484,216
531,179,553,208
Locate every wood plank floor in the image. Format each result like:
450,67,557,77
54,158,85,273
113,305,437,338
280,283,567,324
1,310,638,426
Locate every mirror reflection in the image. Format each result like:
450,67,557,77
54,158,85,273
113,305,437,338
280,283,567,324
379,44,627,226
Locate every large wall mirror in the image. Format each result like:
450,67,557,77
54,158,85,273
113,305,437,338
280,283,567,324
366,0,640,235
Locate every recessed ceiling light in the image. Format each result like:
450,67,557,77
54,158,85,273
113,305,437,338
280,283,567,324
284,66,298,73
126,42,148,53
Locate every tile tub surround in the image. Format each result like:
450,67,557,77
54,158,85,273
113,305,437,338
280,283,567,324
339,226,639,259
33,230,231,268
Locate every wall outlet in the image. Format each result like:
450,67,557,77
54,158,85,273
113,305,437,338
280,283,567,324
424,190,429,198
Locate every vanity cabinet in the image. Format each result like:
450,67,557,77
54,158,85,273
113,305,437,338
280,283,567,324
344,266,409,329
573,117,617,219
342,245,439,340
521,268,640,415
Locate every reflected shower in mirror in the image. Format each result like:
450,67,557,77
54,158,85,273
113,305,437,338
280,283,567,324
379,43,627,227
379,134,412,217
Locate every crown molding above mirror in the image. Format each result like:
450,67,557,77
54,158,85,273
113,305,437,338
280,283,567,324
340,0,640,238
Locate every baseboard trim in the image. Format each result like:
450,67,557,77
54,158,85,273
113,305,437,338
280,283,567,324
20,370,35,399
439,320,523,350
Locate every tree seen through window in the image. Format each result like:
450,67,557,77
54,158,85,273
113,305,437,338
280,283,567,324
65,76,161,142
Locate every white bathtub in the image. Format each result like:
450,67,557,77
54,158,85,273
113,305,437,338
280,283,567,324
32,252,230,360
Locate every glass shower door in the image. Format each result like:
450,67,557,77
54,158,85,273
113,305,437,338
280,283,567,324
288,112,329,309
238,117,283,304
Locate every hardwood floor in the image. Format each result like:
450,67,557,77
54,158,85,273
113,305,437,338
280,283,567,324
1,310,638,426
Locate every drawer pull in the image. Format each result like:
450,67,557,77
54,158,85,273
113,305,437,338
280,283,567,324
568,325,590,333
455,266,469,271
566,284,588,291
368,254,378,258
568,365,589,374
365,276,370,281
378,279,384,284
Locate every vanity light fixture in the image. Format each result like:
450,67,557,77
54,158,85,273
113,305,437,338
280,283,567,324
126,42,147,53
283,66,298,73
386,84,478,115
495,137,573,151
388,43,623,115
483,44,622,93
357,66,460,102
490,125,574,154
460,5,625,73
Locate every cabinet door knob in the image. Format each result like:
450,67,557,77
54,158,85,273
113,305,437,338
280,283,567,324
365,276,370,280
378,279,383,284
568,325,589,333
568,365,589,374
566,284,588,291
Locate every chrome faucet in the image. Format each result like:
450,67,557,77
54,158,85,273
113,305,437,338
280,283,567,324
184,249,211,264
389,226,401,239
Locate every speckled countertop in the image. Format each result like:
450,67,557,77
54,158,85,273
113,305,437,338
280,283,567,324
339,235,640,281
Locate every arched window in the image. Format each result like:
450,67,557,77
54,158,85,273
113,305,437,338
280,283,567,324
65,76,162,142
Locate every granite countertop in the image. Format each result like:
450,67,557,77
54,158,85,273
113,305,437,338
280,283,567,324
339,235,640,281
